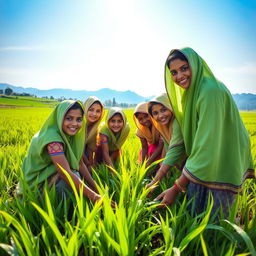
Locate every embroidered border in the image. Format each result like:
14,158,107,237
183,166,255,193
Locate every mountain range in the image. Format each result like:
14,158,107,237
0,83,152,104
1,83,256,110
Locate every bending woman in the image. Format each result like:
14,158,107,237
19,100,101,203
96,107,130,171
83,96,104,170
153,47,255,217
133,102,164,167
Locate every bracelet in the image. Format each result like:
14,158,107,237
175,179,186,193
173,183,181,193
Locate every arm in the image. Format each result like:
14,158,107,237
49,154,100,202
140,137,148,163
99,134,115,171
146,163,170,189
79,159,99,193
82,152,90,166
87,147,94,166
146,138,164,167
154,174,190,206
162,119,186,167
146,119,185,189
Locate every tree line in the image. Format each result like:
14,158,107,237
0,88,137,108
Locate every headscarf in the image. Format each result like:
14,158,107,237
148,93,174,145
83,96,104,151
133,102,160,145
21,100,85,189
99,107,130,151
165,47,255,192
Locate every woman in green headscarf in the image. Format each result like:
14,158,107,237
152,47,255,217
83,96,104,170
146,93,186,190
19,100,102,203
96,107,130,171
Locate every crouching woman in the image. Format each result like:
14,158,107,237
18,100,102,203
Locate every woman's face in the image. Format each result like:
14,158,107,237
86,102,102,124
151,103,172,125
62,108,83,136
169,59,192,89
108,113,124,133
136,113,151,128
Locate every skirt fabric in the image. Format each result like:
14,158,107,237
187,182,236,218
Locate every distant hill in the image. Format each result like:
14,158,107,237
232,94,256,111
0,83,152,104
0,83,256,110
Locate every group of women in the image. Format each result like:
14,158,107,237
20,47,255,217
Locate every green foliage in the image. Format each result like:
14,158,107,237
0,108,255,255
0,96,58,107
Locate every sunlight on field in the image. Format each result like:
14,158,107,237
0,107,255,255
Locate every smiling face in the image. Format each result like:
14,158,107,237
136,113,151,128
62,108,83,136
151,103,172,125
108,113,124,133
169,59,192,89
86,102,102,124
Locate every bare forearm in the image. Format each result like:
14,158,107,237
103,152,115,170
59,170,98,201
79,161,98,193
82,153,90,166
153,164,170,182
176,174,189,188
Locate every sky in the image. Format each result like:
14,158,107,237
0,0,255,97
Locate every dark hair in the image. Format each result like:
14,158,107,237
90,100,103,109
166,50,188,68
148,102,163,116
68,102,84,115
134,112,148,118
110,112,123,121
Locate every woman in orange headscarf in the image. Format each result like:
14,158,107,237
134,102,164,167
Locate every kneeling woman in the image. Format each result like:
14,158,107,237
83,96,104,170
96,107,130,171
19,100,101,203
133,102,164,167
147,93,185,170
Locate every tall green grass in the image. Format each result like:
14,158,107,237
0,108,255,255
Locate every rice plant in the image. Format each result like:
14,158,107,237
0,108,255,255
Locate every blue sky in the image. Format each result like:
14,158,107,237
0,0,255,97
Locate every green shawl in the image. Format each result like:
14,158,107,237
165,47,255,193
84,96,104,151
99,107,130,151
21,100,85,190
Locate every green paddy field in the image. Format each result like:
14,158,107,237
0,104,255,255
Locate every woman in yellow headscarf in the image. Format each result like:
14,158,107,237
83,96,104,170
134,102,163,167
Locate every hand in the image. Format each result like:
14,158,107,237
146,179,158,198
154,186,179,207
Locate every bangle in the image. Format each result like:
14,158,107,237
175,179,186,193
173,183,181,193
